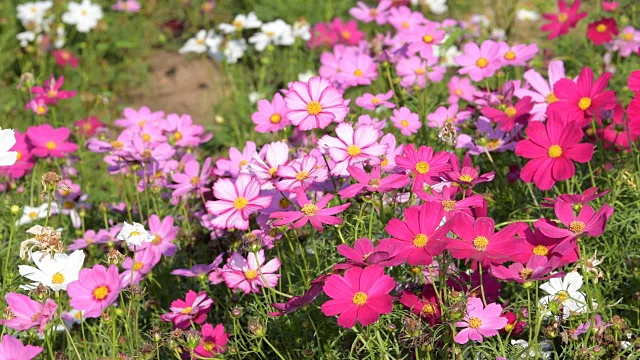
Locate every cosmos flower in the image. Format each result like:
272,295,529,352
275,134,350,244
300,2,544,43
220,250,281,294
455,297,508,344
18,250,85,292
161,290,214,329
284,76,348,131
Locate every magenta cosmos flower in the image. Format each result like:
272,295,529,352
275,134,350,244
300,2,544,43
194,323,229,358
31,75,77,105
67,264,122,318
399,285,441,325
339,166,410,199
491,255,563,283
395,144,451,192
161,290,214,329
205,174,272,230
548,67,617,127
382,202,453,266
220,250,281,294
284,76,348,131
270,187,350,232
454,297,508,344
0,335,42,360
455,40,502,82
321,266,394,328
515,60,566,120
318,123,387,176
540,0,587,40
481,96,533,132
0,292,57,334
515,114,594,190
26,124,79,158
335,238,403,269
536,201,614,240
52,49,79,68
252,93,290,133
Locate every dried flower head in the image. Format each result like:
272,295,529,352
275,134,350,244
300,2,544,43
20,225,63,260
107,248,126,265
40,171,63,200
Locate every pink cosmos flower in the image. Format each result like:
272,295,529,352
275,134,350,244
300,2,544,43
441,153,495,190
0,131,34,179
0,293,57,334
515,60,566,120
170,158,212,197
67,264,122,318
308,22,338,48
491,255,563,283
355,91,395,111
318,123,387,176
25,97,48,115
336,52,378,87
602,1,619,11
269,278,326,317
349,1,392,25
171,253,224,278
496,43,539,67
321,266,394,328
481,96,533,131
395,55,428,89
427,104,472,129
612,26,640,57
194,323,229,358
205,174,272,230
448,76,479,104
0,335,43,360
52,49,79,68
548,67,617,127
395,144,451,192
515,114,594,190
221,250,281,294
114,106,165,129
455,40,502,82
270,187,350,232
339,166,409,199
112,0,141,12
246,141,290,186
162,113,210,147
31,75,77,105
542,187,610,208
388,6,427,33
400,21,446,59
357,115,385,130
391,106,421,136
252,93,290,133
399,285,441,325
335,238,403,269
448,215,527,267
214,141,257,177
417,186,485,220
275,154,328,191
285,76,348,131
454,297,508,344
74,116,106,137
161,290,214,329
536,201,614,240
379,133,403,172
330,18,364,45
26,124,79,158
137,214,179,257
382,202,453,265
457,116,516,155
586,17,618,46
540,0,587,40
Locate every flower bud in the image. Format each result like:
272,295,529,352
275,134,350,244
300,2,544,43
9,205,20,215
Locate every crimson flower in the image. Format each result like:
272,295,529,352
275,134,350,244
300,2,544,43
586,17,619,45
540,0,587,40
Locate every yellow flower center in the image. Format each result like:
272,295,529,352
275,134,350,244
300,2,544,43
238,160,248,169
182,306,193,314
63,201,75,210
174,132,183,140
520,268,534,280
204,342,215,351
415,161,430,174
504,106,517,117
486,139,501,150
232,20,242,28
548,145,563,158
422,35,434,43
142,133,151,142
29,211,38,219
380,158,389,167
151,234,162,245
354,69,363,77
442,200,456,212
130,231,141,237
269,167,278,176
347,145,362,156
504,51,516,60
578,97,592,111
234,197,249,210
459,174,474,183
415,68,426,75
371,97,380,104
51,272,65,284
190,176,200,186
473,236,489,251
558,12,568,22
401,21,410,29
301,204,318,216
244,269,258,280
111,141,123,150
413,234,428,247
476,57,488,68
421,303,436,315
596,24,607,32
533,245,549,256
132,261,144,271
455,89,463,96
546,93,558,104
46,141,56,150
278,198,290,208
400,120,409,127
623,32,634,41
295,171,309,181
569,220,585,234
556,290,569,302
270,114,281,124
341,31,351,39
93,285,109,300
468,317,482,329
368,178,380,188
307,101,322,115
352,291,368,305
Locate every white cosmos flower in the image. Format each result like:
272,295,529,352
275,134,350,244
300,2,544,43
292,20,311,41
16,203,60,226
248,92,263,104
223,39,247,64
539,272,589,319
249,20,295,52
61,0,103,33
179,29,220,54
218,11,262,34
18,250,85,292
298,70,315,82
424,0,448,14
16,1,52,28
16,31,36,48
0,128,18,166
117,221,154,246
516,8,540,22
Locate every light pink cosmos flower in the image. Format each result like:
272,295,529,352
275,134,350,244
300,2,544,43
391,107,421,136
388,6,427,32
31,75,77,105
357,115,386,130
455,40,502,82
612,26,640,57
205,174,272,230
355,91,395,111
112,0,141,12
114,106,165,129
0,293,57,334
161,290,213,329
400,21,446,59
119,247,161,287
26,124,79,158
138,214,179,257
221,250,281,294
318,123,387,176
194,323,229,358
170,157,212,197
270,187,350,232
349,0,392,25
275,154,328,191
515,60,566,120
252,93,290,133
285,76,348,131
67,264,122,318
162,113,210,147
396,55,444,89
245,141,289,189
448,76,479,104
214,141,257,177
339,166,410,198
496,42,539,66
379,133,403,172
25,97,48,116
0,335,43,359
454,297,508,344
427,104,472,129
336,51,378,87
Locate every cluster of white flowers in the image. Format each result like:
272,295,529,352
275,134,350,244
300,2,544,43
62,0,103,33
179,11,311,64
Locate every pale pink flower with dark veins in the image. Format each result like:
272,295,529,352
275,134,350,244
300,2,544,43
221,250,281,294
284,76,348,131
275,154,328,191
318,123,387,176
246,141,290,186
205,174,272,230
